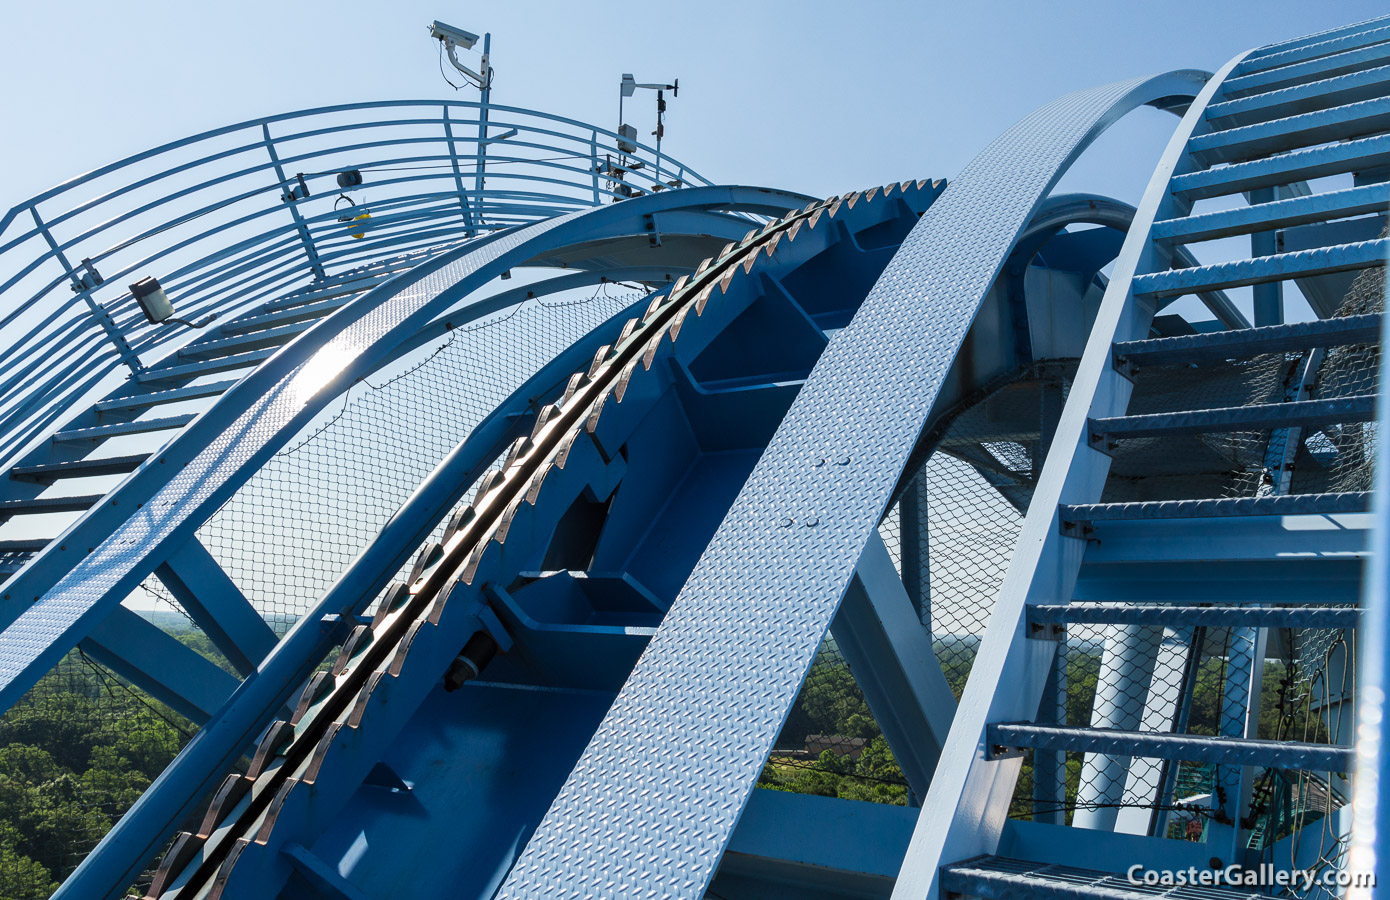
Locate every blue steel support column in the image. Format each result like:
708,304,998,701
889,57,1240,900
1071,624,1162,831
496,70,1209,900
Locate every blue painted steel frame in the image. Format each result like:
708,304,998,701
497,70,1209,900
47,185,814,900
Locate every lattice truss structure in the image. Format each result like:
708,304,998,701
0,15,1386,900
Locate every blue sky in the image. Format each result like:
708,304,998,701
2,1,1386,212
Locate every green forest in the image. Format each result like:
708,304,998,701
0,624,1340,899
0,629,225,900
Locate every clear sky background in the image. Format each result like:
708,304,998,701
3,1,1386,215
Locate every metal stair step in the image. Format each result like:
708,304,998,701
985,723,1354,770
1150,182,1390,244
1232,22,1390,79
95,380,239,413
1224,35,1390,99
1114,313,1381,366
0,494,105,516
1189,95,1390,165
10,454,149,483
1027,603,1358,630
1207,63,1390,127
941,856,1280,900
1131,238,1388,298
0,539,49,553
1060,491,1372,523
177,320,311,361
218,296,352,336
262,272,389,312
1089,396,1376,444
137,349,276,384
1246,14,1390,62
1170,132,1390,200
53,414,197,443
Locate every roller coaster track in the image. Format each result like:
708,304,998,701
0,13,1385,900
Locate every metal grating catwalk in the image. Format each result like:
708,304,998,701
0,13,1383,900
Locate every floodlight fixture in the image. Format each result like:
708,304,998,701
129,275,217,328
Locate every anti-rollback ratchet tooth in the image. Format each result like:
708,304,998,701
718,241,735,259
408,541,442,585
472,470,506,506
694,283,716,316
585,388,612,434
617,316,640,345
146,830,202,897
199,774,252,837
205,837,250,900
807,206,826,230
561,372,585,404
551,431,580,472
865,185,880,203
613,358,640,403
502,435,530,469
350,670,386,727
668,305,692,342
290,671,333,726
443,507,475,544
302,722,342,784
494,494,527,544
247,719,293,780
718,267,737,294
530,404,560,442
330,624,373,677
641,327,666,370
254,780,297,845
586,345,611,379
372,581,410,627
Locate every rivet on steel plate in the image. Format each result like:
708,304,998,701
835,455,851,465
779,516,795,527
812,458,826,468
805,516,820,527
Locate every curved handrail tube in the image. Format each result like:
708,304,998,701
0,100,717,471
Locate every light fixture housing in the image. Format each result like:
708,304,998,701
130,276,174,324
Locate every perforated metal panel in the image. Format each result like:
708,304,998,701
498,72,1207,900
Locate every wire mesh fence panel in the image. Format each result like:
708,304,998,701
198,283,645,632
760,364,1076,805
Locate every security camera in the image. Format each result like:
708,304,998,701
429,21,478,50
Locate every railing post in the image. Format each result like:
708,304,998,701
261,123,326,280
474,33,492,226
590,130,601,206
442,106,479,235
31,207,145,375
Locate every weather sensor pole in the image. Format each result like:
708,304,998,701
430,21,495,218
619,74,678,188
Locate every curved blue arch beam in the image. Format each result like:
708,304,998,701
0,185,813,716
890,55,1242,900
496,70,1209,900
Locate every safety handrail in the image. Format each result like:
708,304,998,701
0,99,713,469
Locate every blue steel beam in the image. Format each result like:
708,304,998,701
1027,604,1359,629
889,54,1242,900
1089,395,1377,441
1149,181,1390,243
1061,491,1373,523
80,605,239,722
155,538,278,675
1169,133,1390,200
496,69,1210,900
